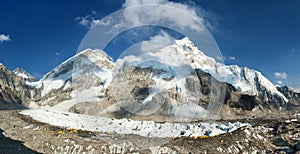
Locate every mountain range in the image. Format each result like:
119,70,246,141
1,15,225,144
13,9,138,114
0,37,299,120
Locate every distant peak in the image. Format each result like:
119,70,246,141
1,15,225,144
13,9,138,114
77,48,107,56
77,48,93,54
13,67,26,73
0,63,7,70
76,48,113,62
12,67,36,81
0,63,5,67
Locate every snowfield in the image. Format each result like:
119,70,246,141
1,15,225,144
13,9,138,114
20,109,249,138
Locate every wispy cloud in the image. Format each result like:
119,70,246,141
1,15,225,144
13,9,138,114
55,50,64,56
216,56,237,61
228,56,236,60
76,0,219,32
274,72,288,79
122,0,204,32
140,31,175,53
75,10,110,28
0,34,11,42
276,80,283,85
55,52,61,56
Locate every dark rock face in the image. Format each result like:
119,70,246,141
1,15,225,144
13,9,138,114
89,68,292,120
194,70,293,119
0,64,36,109
0,60,295,120
0,51,297,120
253,77,287,109
277,86,300,107
230,95,259,110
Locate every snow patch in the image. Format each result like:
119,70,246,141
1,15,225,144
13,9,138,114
15,72,30,79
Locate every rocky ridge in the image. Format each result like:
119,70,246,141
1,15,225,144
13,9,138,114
0,38,299,120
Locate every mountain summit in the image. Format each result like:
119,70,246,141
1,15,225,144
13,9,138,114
12,67,36,82
0,38,298,119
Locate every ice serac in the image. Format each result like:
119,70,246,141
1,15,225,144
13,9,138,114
28,49,118,106
173,37,288,105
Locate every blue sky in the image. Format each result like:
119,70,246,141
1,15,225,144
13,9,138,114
0,0,299,88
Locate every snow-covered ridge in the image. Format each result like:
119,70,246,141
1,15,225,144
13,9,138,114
23,37,288,105
20,109,249,138
173,37,288,103
290,87,300,93
117,37,288,103
41,48,115,81
13,67,35,81
28,49,117,97
14,71,30,79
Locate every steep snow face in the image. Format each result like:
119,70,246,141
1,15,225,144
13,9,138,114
30,49,118,97
13,68,36,81
117,37,288,104
173,37,288,103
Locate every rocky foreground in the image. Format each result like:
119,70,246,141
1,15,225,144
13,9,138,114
0,110,299,154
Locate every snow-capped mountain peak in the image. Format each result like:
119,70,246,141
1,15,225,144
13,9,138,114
171,37,288,103
30,49,118,99
41,49,116,81
116,37,288,105
12,67,36,81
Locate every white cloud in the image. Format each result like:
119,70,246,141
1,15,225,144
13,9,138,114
228,56,236,60
215,56,224,61
276,80,283,85
76,0,217,32
122,0,204,32
274,72,288,79
140,31,175,52
55,50,64,56
215,56,236,61
76,16,111,28
0,34,11,42
75,16,89,26
75,10,110,28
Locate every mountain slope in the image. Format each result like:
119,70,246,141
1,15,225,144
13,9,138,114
26,49,118,106
12,68,36,82
0,64,32,109
68,38,292,120
112,37,288,111
277,86,300,110
174,38,288,104
0,38,295,119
